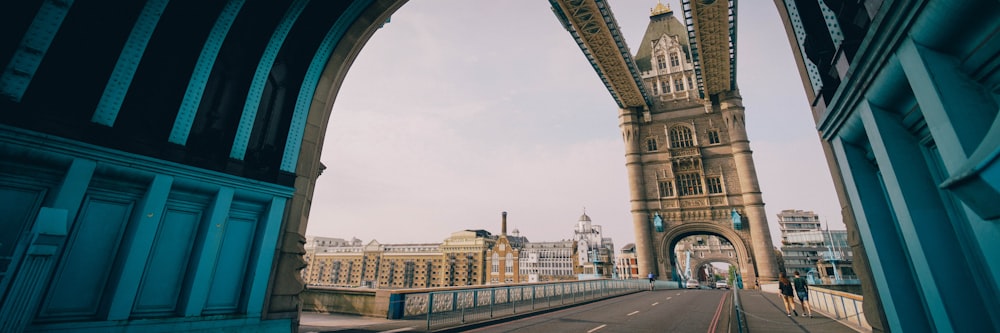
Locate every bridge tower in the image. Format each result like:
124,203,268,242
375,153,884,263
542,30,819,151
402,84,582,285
627,3,778,286
549,0,779,286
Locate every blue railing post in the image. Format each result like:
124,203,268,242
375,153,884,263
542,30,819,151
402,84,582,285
510,287,515,314
854,299,862,327
490,288,495,318
426,293,434,331
531,285,536,310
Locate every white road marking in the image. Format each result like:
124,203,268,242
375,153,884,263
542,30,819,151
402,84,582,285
666,297,673,300
652,302,659,306
627,311,640,316
587,324,607,333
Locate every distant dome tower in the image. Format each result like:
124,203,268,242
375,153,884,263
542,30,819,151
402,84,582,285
577,209,593,233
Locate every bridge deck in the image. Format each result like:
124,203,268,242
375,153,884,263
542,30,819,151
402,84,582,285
299,288,864,333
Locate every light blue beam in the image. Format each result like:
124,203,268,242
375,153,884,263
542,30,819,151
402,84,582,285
92,0,170,126
280,0,374,172
0,0,76,102
168,0,247,145
229,0,310,160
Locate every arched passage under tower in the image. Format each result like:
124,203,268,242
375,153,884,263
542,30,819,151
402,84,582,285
657,222,760,289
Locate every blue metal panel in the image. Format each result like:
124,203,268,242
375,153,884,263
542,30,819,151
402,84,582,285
247,196,286,314
107,175,173,320
0,0,76,102
204,214,256,313
92,0,170,127
132,206,200,315
168,0,247,145
0,186,46,294
38,197,133,319
230,0,310,160
182,187,233,316
832,135,927,332
49,159,97,220
280,0,373,172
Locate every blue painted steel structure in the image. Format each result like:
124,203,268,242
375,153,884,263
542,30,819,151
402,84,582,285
774,0,1000,331
0,0,397,331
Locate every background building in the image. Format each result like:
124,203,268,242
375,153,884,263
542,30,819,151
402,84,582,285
486,212,520,284
774,1,1000,331
572,212,615,279
303,230,493,289
519,240,578,282
616,244,640,279
777,209,853,283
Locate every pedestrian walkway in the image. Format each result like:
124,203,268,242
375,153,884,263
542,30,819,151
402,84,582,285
299,312,424,333
738,289,868,333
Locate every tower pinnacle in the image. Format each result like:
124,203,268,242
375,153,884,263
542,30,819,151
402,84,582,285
650,1,672,17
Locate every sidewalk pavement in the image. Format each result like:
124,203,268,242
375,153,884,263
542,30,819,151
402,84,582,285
738,289,867,333
299,312,425,333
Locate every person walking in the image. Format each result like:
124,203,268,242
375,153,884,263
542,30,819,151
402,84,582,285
793,271,813,317
647,272,655,290
778,272,798,317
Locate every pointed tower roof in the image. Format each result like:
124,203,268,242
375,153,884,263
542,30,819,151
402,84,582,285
634,4,691,72
650,1,673,17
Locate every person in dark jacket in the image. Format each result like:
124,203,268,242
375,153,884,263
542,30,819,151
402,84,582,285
778,272,798,317
793,271,813,317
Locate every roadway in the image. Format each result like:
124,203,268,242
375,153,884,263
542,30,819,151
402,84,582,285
464,288,732,333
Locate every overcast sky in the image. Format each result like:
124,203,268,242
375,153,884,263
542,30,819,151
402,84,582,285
305,0,844,250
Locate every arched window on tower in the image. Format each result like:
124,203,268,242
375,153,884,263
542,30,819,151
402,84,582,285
492,253,499,273
657,55,667,69
506,253,513,273
669,126,694,148
670,53,680,67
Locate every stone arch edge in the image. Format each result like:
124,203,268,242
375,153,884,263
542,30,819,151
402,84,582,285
265,0,408,321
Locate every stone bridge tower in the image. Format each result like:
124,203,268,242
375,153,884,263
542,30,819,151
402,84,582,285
621,3,779,285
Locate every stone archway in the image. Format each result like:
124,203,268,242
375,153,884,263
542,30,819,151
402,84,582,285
656,222,759,288
267,0,407,320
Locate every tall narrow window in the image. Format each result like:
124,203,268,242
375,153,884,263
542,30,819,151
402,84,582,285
670,126,694,148
492,253,499,273
660,81,668,93
670,53,680,67
706,176,723,194
675,79,684,91
687,76,694,89
678,173,703,196
658,181,674,197
647,138,658,151
505,253,513,273
652,81,659,94
707,130,720,144
657,55,667,69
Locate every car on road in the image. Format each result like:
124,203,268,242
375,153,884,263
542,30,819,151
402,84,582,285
715,280,729,289
686,280,699,289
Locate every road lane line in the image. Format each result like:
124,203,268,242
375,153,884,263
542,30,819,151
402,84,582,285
587,324,607,333
652,302,659,306
627,311,640,316
666,296,672,300
707,292,728,333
